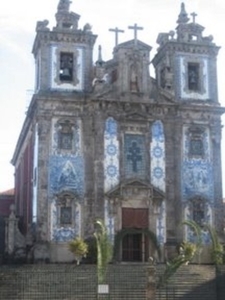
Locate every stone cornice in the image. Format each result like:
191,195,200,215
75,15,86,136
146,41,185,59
32,30,97,55
152,41,220,66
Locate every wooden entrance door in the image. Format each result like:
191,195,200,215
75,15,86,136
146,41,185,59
122,233,142,261
121,208,149,262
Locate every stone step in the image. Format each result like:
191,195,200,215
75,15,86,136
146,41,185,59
0,264,223,300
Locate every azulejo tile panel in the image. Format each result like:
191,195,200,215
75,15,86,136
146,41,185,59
182,126,213,243
156,201,166,245
182,160,214,201
50,200,81,242
184,202,212,245
104,117,120,192
182,126,214,202
52,118,82,156
150,121,166,245
104,199,115,243
49,155,84,198
150,121,165,192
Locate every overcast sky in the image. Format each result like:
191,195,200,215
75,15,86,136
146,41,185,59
0,0,225,192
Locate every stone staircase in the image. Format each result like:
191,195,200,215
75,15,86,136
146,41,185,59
156,264,217,300
0,264,147,300
0,264,224,299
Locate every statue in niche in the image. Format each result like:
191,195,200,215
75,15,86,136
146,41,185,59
130,62,139,92
129,51,141,92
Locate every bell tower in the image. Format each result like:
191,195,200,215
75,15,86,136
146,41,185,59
32,0,97,93
152,2,220,102
152,3,224,253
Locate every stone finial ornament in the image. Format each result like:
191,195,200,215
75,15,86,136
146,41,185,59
35,20,49,32
57,0,71,12
177,2,190,24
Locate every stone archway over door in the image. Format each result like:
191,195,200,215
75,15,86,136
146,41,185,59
122,208,149,262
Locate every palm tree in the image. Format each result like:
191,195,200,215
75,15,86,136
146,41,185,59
94,219,112,284
204,224,224,267
182,219,203,263
157,241,197,288
182,220,224,267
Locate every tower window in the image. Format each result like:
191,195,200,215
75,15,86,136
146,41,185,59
58,120,74,150
189,34,197,41
160,68,166,88
59,52,73,82
188,63,199,91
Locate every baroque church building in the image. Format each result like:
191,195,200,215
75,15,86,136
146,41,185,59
11,0,225,262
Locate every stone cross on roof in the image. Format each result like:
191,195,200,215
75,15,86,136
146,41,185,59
190,12,198,23
128,23,143,45
109,27,124,46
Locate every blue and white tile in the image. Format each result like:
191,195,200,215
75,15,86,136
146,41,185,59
104,199,115,244
182,126,214,202
104,117,120,192
49,155,85,198
151,120,166,192
51,118,82,155
50,199,81,242
151,121,166,245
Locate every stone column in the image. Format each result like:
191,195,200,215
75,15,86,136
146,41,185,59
146,266,156,300
5,204,18,255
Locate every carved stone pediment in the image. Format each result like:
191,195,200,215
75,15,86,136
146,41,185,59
106,179,164,203
125,111,148,121
116,40,152,52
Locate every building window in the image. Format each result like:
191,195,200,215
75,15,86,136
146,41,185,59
57,192,74,227
188,63,199,91
189,138,204,156
124,134,146,179
59,52,74,82
58,120,74,150
160,68,166,88
60,207,72,225
188,126,205,158
192,198,205,227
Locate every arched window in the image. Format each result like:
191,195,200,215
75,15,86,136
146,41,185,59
191,197,205,226
59,52,74,82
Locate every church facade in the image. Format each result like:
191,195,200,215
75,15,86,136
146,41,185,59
11,1,224,262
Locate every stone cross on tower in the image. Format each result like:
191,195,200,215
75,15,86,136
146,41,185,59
109,27,124,47
128,23,143,45
191,12,197,23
